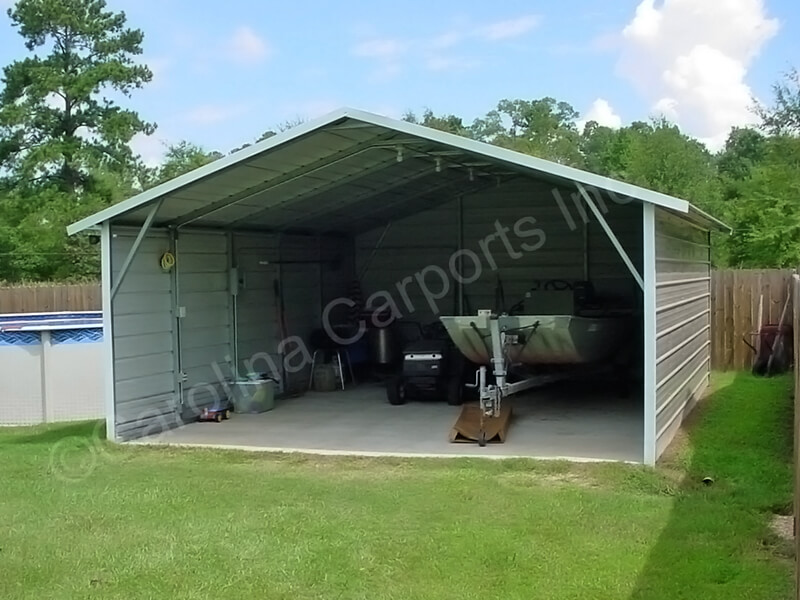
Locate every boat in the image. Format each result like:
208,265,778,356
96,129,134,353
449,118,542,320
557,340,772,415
439,313,630,366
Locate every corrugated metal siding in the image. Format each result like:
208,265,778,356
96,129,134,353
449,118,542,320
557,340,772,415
231,233,352,391
654,208,711,457
280,234,323,389
588,202,643,298
321,235,354,309
233,233,281,384
111,229,179,440
356,202,459,324
177,231,232,416
354,178,641,322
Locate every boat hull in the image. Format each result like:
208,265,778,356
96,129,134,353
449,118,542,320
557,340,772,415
439,314,629,366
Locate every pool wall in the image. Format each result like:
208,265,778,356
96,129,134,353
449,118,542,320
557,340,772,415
0,313,104,425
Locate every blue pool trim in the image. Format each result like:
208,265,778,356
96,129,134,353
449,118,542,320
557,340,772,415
0,331,41,346
51,329,104,344
0,311,102,333
0,312,103,345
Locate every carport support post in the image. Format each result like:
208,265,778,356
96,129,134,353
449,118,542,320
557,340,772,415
457,195,464,315
576,183,643,290
110,199,163,300
642,203,657,465
169,227,184,412
100,221,117,442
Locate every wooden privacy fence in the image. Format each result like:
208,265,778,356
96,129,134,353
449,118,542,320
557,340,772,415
0,283,101,314
793,274,800,600
710,269,795,371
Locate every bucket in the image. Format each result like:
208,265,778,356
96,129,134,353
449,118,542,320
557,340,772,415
368,326,399,365
231,379,276,413
313,363,337,392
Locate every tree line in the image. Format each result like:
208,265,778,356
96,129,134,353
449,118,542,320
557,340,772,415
0,0,798,282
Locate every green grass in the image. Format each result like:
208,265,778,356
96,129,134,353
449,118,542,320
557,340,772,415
0,373,794,599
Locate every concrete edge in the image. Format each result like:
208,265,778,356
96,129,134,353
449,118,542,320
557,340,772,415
125,440,636,464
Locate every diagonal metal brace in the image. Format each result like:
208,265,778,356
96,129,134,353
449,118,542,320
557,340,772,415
575,182,644,290
110,199,164,300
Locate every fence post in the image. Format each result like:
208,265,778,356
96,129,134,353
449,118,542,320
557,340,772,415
793,273,799,600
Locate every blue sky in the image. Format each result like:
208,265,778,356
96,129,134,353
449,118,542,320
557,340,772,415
1,0,798,163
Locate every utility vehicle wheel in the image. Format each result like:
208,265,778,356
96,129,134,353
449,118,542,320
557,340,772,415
478,431,487,447
387,377,406,405
214,413,223,423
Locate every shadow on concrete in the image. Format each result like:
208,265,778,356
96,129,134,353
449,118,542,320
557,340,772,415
628,372,794,598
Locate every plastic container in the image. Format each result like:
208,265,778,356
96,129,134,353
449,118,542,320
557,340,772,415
230,379,275,413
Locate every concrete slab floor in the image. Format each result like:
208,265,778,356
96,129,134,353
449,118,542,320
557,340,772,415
136,382,644,463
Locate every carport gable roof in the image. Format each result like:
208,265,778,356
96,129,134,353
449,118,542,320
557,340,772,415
67,107,729,235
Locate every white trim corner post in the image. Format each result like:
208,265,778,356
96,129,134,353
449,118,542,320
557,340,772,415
100,222,117,442
642,203,657,465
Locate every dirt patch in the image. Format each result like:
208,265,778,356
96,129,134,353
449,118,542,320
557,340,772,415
770,514,795,542
496,470,600,489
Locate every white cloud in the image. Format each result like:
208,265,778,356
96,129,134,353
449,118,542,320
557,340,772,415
43,92,63,109
351,38,407,81
578,98,623,130
617,0,779,150
185,103,250,125
227,26,271,64
130,133,168,169
479,15,540,41
351,14,540,80
652,97,679,121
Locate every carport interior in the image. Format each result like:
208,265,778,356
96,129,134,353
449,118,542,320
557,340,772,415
104,113,646,461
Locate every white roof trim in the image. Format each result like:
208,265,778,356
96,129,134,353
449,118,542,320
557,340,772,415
68,107,727,235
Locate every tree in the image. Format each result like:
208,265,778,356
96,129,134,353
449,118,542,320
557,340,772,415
146,141,222,188
580,121,634,179
472,98,584,166
757,68,800,136
403,108,471,137
227,122,296,154
0,0,154,194
623,119,718,206
716,127,767,182
0,185,105,280
724,136,800,267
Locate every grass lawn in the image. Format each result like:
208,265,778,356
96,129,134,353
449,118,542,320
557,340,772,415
0,372,794,599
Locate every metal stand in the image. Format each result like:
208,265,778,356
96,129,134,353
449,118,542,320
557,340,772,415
470,315,578,446
308,349,355,391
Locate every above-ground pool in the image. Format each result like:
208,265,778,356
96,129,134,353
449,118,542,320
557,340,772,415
0,312,104,425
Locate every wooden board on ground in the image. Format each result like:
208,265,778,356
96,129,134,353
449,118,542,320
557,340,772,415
450,404,513,444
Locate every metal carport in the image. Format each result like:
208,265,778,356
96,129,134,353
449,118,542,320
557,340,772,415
68,108,728,464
